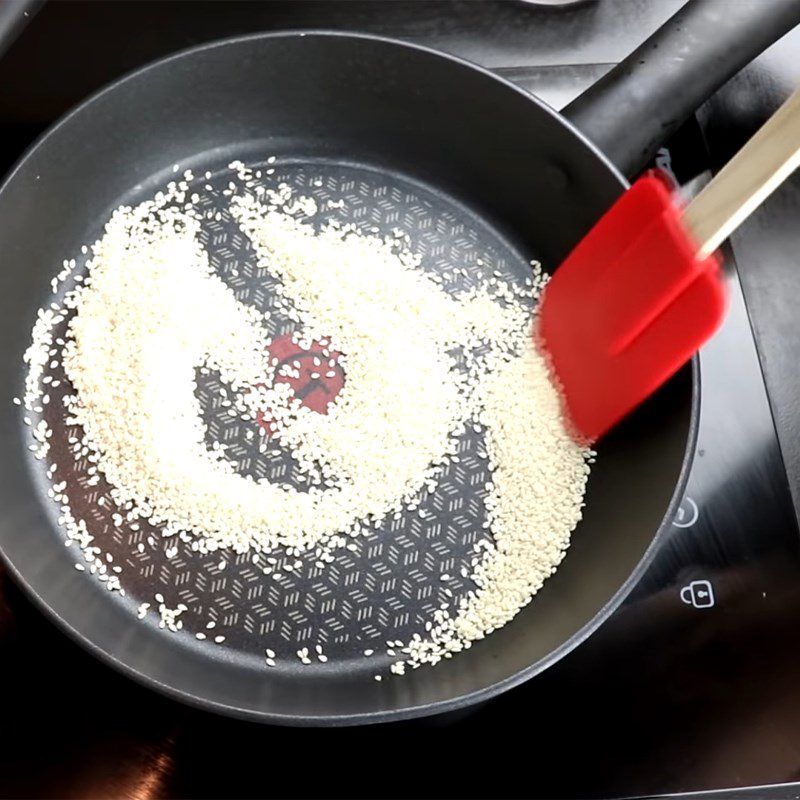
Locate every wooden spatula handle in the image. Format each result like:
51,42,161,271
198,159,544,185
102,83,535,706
682,87,800,259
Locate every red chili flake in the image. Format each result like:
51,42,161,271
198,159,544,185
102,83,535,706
256,334,345,435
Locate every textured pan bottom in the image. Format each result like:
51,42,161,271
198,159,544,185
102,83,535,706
23,154,541,680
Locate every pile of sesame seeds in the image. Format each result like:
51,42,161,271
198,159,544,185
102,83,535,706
18,159,593,678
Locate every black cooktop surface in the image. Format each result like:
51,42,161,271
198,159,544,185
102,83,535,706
1,2,800,798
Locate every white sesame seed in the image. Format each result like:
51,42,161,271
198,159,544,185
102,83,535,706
22,163,590,679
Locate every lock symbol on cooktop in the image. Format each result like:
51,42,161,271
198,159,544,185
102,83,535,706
680,579,715,609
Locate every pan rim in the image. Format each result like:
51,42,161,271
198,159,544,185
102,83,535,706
0,28,700,726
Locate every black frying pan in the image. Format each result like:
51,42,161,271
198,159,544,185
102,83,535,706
0,0,797,725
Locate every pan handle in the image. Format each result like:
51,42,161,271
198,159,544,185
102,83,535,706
563,0,800,180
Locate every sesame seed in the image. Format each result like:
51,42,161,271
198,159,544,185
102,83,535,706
21,161,591,677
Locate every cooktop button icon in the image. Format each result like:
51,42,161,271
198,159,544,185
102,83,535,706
680,579,715,609
673,496,699,528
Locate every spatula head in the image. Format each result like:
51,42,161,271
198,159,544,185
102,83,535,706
538,171,727,442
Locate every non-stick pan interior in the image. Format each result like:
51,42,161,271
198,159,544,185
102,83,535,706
0,33,692,722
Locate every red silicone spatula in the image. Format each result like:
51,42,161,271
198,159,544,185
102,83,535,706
539,87,800,443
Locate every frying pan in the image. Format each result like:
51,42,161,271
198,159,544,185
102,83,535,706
0,0,797,725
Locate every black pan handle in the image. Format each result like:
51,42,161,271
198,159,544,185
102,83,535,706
563,0,800,180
